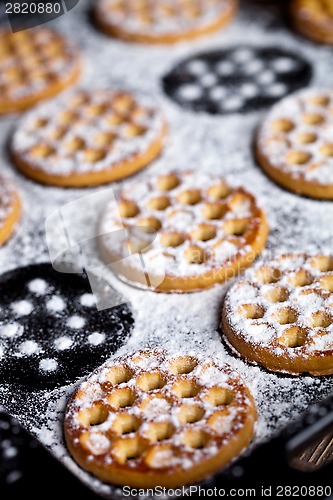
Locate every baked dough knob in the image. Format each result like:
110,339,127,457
0,29,81,115
93,0,238,44
64,349,257,488
256,88,333,199
0,177,21,245
291,0,333,45
222,252,333,376
99,170,269,292
10,89,167,187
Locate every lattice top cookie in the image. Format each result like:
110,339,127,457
223,253,333,375
11,89,166,187
257,88,333,198
64,349,257,487
94,0,237,44
0,29,80,114
99,170,268,292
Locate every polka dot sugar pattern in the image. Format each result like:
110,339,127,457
0,264,134,389
163,46,312,114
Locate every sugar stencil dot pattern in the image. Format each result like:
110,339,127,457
0,264,133,389
162,46,312,114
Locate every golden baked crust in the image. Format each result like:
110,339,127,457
0,178,21,245
64,349,257,488
99,170,269,293
222,252,333,376
11,89,167,187
93,0,237,44
0,29,81,115
256,88,333,199
291,0,333,45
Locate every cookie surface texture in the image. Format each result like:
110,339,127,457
0,29,81,115
11,89,167,187
94,0,237,44
222,253,333,375
256,88,333,199
291,0,333,45
99,170,269,292
64,349,257,487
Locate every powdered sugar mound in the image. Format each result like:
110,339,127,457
46,295,66,313
39,359,58,372
11,301,33,317
0,323,23,339
87,332,105,346
66,316,86,329
80,294,96,307
19,340,39,355
54,336,73,351
28,279,48,295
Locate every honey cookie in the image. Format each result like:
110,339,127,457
222,252,333,376
11,89,167,187
163,46,312,115
0,28,81,115
99,170,269,292
93,0,237,44
0,177,21,245
64,349,257,488
291,0,333,45
256,88,333,199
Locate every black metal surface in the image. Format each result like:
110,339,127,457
162,46,312,115
0,264,134,389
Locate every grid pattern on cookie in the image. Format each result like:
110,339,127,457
224,253,333,354
96,0,233,35
65,350,252,470
12,89,165,176
257,88,333,186
100,171,264,277
163,46,312,115
0,177,16,225
0,29,78,102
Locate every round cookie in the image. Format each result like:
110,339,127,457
0,28,81,115
256,88,333,199
0,264,134,389
0,177,21,246
64,349,257,488
222,252,333,376
291,0,333,45
99,170,269,293
93,0,237,44
162,46,312,115
11,89,167,187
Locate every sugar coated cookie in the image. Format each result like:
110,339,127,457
291,0,333,45
222,252,333,375
0,28,80,115
0,177,21,245
94,0,237,44
256,88,333,199
11,89,167,187
64,349,257,487
99,170,269,292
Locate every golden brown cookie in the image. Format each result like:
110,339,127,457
222,252,333,376
99,170,269,292
291,0,333,45
64,349,257,488
93,0,238,44
0,28,81,115
11,89,167,187
256,88,333,199
0,177,21,245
